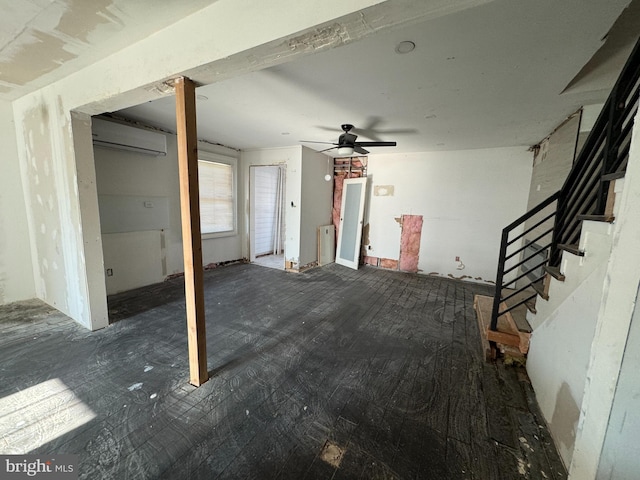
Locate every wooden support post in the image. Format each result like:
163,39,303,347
175,76,208,386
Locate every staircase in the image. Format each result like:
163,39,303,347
475,37,640,361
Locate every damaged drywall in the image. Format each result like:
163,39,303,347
0,31,77,86
374,185,394,196
13,96,108,329
0,100,35,304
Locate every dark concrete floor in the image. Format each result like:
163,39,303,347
0,263,567,479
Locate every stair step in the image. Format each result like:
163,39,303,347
501,302,532,335
601,171,626,182
531,281,549,301
473,295,531,361
544,266,565,281
576,214,615,223
558,243,585,256
524,297,537,315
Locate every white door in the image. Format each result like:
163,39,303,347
336,177,367,270
250,166,285,261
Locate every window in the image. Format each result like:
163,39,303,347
198,153,236,236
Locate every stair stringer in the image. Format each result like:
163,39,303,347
527,220,613,330
525,219,615,469
526,260,610,468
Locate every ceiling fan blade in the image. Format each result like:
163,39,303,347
354,146,369,155
356,141,397,147
300,140,338,145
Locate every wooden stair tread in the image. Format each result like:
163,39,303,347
601,171,625,181
504,303,533,334
531,281,549,301
558,243,585,256
500,288,537,316
544,266,565,281
499,289,534,332
576,214,615,223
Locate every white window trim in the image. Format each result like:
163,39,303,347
198,151,238,239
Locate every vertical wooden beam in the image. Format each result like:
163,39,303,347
175,76,208,386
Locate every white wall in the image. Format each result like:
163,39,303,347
569,112,640,480
0,100,35,304
527,249,610,466
94,122,241,295
300,147,333,267
364,147,532,282
597,281,640,479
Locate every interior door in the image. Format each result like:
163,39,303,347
249,165,285,262
336,177,367,269
252,166,279,256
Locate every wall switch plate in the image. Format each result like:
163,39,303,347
106,268,113,276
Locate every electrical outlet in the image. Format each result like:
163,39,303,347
455,256,460,262
106,268,113,277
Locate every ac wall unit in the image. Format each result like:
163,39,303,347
92,117,167,156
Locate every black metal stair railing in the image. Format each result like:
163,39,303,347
490,193,559,331
490,37,640,333
550,39,640,265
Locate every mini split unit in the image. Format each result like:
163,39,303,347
92,117,167,156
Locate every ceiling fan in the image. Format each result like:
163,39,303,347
302,124,397,155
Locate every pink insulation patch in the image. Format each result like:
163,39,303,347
399,215,423,273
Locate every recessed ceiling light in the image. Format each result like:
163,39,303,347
395,41,415,54
196,94,208,101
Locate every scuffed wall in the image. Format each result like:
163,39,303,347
0,100,35,304
527,257,609,466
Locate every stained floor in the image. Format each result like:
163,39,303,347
0,263,567,479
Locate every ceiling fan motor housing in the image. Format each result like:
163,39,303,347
339,132,358,146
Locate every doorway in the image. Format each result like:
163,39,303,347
249,165,285,270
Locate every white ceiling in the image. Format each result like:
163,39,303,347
118,0,639,154
2,0,639,154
